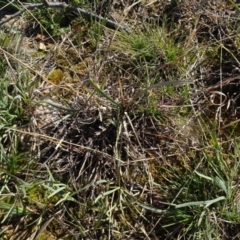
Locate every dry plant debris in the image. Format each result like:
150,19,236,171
1,0,240,239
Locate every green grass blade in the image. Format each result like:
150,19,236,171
176,196,226,208
195,171,214,182
135,201,174,213
94,187,120,203
88,78,120,108
0,203,29,223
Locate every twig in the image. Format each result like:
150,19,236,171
68,5,130,32
0,3,43,25
0,0,130,32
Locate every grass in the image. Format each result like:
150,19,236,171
1,0,240,239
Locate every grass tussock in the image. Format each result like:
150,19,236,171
1,0,240,239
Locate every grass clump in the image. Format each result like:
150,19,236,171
1,0,240,239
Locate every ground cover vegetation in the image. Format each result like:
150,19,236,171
1,0,240,239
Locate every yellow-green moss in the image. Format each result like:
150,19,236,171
38,231,57,240
25,183,61,206
48,69,64,85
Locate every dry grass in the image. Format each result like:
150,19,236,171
1,0,240,239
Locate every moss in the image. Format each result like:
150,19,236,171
25,182,61,207
38,231,57,240
31,51,46,58
25,183,46,204
70,57,92,75
53,47,80,67
48,69,64,85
